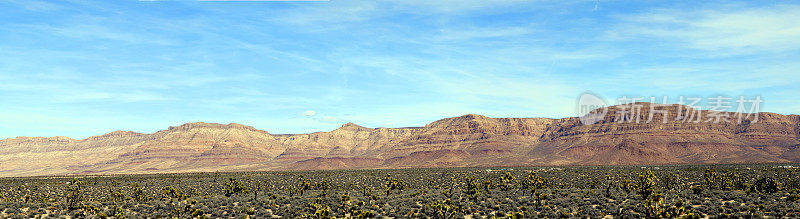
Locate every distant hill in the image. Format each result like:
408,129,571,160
2,103,798,177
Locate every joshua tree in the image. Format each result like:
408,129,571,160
224,177,248,197
384,174,405,196
636,170,659,199
66,179,84,210
499,171,516,192
252,181,264,202
519,171,550,196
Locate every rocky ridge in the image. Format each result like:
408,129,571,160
1,103,798,177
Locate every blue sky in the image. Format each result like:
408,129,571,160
1,0,799,139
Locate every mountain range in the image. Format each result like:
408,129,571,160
2,103,799,177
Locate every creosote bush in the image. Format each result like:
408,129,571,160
0,164,798,218
224,177,248,197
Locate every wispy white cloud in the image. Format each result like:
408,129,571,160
55,91,168,103
390,0,530,14
610,4,800,55
300,110,316,117
2,0,63,12
618,62,800,93
8,22,177,45
267,0,531,27
2,0,799,138
315,115,339,122
434,26,534,41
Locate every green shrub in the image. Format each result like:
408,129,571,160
224,178,248,197
691,186,703,195
753,177,780,193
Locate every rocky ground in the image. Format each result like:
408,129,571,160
1,164,799,218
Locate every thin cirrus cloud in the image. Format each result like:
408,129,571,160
434,26,535,41
0,0,798,139
54,91,168,103
300,110,317,117
596,3,800,105
315,116,340,123
609,4,800,54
